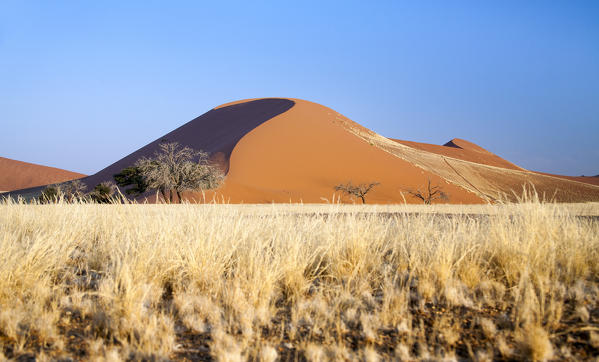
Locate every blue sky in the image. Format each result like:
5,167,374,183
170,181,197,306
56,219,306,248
1,1,598,176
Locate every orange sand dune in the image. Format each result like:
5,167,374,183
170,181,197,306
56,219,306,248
7,98,599,203
203,99,483,204
392,139,524,171
0,157,85,192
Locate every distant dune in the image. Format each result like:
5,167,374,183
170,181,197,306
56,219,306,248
6,98,599,203
0,157,85,192
392,138,524,171
532,172,599,187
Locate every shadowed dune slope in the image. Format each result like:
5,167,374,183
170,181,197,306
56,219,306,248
392,139,524,171
4,98,294,199
0,157,85,192
80,98,295,191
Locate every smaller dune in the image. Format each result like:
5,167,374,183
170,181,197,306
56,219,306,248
392,138,524,171
0,157,85,192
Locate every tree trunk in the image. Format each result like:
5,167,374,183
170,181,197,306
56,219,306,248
159,188,168,203
360,195,366,204
169,189,174,204
176,190,182,204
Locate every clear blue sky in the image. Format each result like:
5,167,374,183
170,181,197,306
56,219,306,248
1,1,598,176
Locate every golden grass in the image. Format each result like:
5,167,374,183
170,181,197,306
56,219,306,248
0,200,598,360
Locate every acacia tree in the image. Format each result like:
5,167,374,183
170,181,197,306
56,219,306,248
407,179,449,204
173,156,224,202
134,142,224,203
334,181,380,204
113,166,148,196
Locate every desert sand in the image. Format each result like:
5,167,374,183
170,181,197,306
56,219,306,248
5,98,599,203
0,156,85,192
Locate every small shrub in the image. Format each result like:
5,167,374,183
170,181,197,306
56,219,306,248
39,184,62,203
89,182,118,204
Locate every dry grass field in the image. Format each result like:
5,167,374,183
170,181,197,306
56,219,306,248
0,198,598,360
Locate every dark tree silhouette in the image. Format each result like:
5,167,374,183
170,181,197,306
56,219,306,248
407,179,449,204
113,166,149,196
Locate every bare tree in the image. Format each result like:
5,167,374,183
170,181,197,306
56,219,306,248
334,181,380,204
135,142,224,203
136,158,170,202
62,180,87,202
174,157,224,202
406,179,449,204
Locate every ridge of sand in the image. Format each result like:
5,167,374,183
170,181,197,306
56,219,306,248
394,138,599,189
0,156,85,192
392,139,525,171
532,172,599,187
347,128,599,203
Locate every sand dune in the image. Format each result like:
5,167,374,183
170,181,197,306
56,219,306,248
205,99,482,203
356,131,599,203
0,157,85,192
392,139,524,171
6,98,599,203
393,139,599,189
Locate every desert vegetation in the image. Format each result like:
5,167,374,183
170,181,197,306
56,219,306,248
0,197,598,360
334,181,380,204
115,142,224,203
406,179,449,205
34,142,224,205
39,180,87,203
